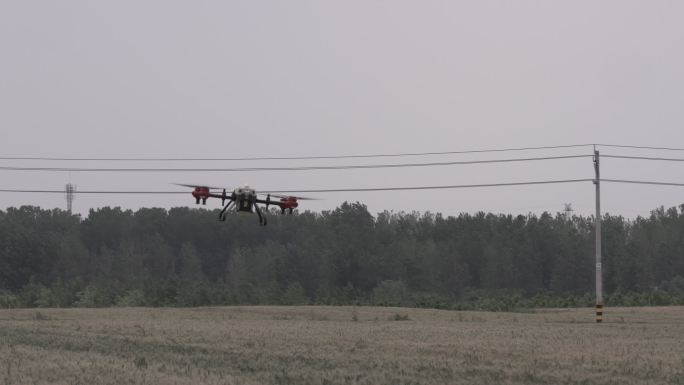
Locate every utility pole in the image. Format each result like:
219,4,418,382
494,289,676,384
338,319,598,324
593,148,603,323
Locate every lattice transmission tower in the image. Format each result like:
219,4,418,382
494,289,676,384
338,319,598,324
563,203,574,220
65,183,76,213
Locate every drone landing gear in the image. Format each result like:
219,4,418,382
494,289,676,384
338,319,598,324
254,203,267,226
218,201,234,221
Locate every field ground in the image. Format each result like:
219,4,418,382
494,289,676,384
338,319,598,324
1,306,683,385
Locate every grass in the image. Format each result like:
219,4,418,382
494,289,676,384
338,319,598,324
1,305,684,384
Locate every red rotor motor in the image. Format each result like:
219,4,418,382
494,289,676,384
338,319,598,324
279,196,299,210
192,186,211,204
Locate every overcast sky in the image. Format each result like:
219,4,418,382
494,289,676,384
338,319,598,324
1,1,683,218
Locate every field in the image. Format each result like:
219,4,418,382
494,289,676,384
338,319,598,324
1,306,683,385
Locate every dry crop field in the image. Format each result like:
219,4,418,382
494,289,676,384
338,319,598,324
1,306,683,385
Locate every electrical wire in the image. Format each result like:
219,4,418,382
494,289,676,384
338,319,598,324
261,179,594,193
0,179,594,194
0,144,595,162
596,144,684,152
2,143,684,163
3,179,684,196
602,155,684,162
0,189,185,194
602,179,684,187
0,155,592,172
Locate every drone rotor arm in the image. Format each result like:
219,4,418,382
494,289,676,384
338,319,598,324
255,197,279,206
218,200,235,221
254,203,267,226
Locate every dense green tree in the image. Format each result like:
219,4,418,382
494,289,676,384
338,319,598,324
2,202,684,308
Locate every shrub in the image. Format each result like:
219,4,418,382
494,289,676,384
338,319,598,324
115,289,147,307
280,282,309,305
372,280,412,307
74,287,96,307
175,281,211,307
389,313,410,321
134,356,148,369
411,292,451,309
0,292,19,309
35,286,56,308
32,311,52,320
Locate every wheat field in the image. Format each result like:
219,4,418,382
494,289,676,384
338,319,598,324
1,305,683,385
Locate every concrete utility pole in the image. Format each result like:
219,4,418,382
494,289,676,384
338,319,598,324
593,148,603,323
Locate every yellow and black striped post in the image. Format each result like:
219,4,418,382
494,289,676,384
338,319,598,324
595,303,603,323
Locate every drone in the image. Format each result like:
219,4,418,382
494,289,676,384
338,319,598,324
175,184,313,226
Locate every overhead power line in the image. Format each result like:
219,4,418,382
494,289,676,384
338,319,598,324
0,144,595,162
602,179,684,187
596,144,684,152
0,155,591,173
602,155,684,162
263,179,684,193
261,179,594,193
2,179,684,196
1,143,683,163
0,189,185,194
0,179,594,195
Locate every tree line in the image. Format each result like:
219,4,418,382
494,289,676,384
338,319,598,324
1,202,683,310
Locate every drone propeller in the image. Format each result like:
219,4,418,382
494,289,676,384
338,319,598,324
269,194,318,200
172,183,223,190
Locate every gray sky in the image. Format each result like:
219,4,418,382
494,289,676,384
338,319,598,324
1,1,683,218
